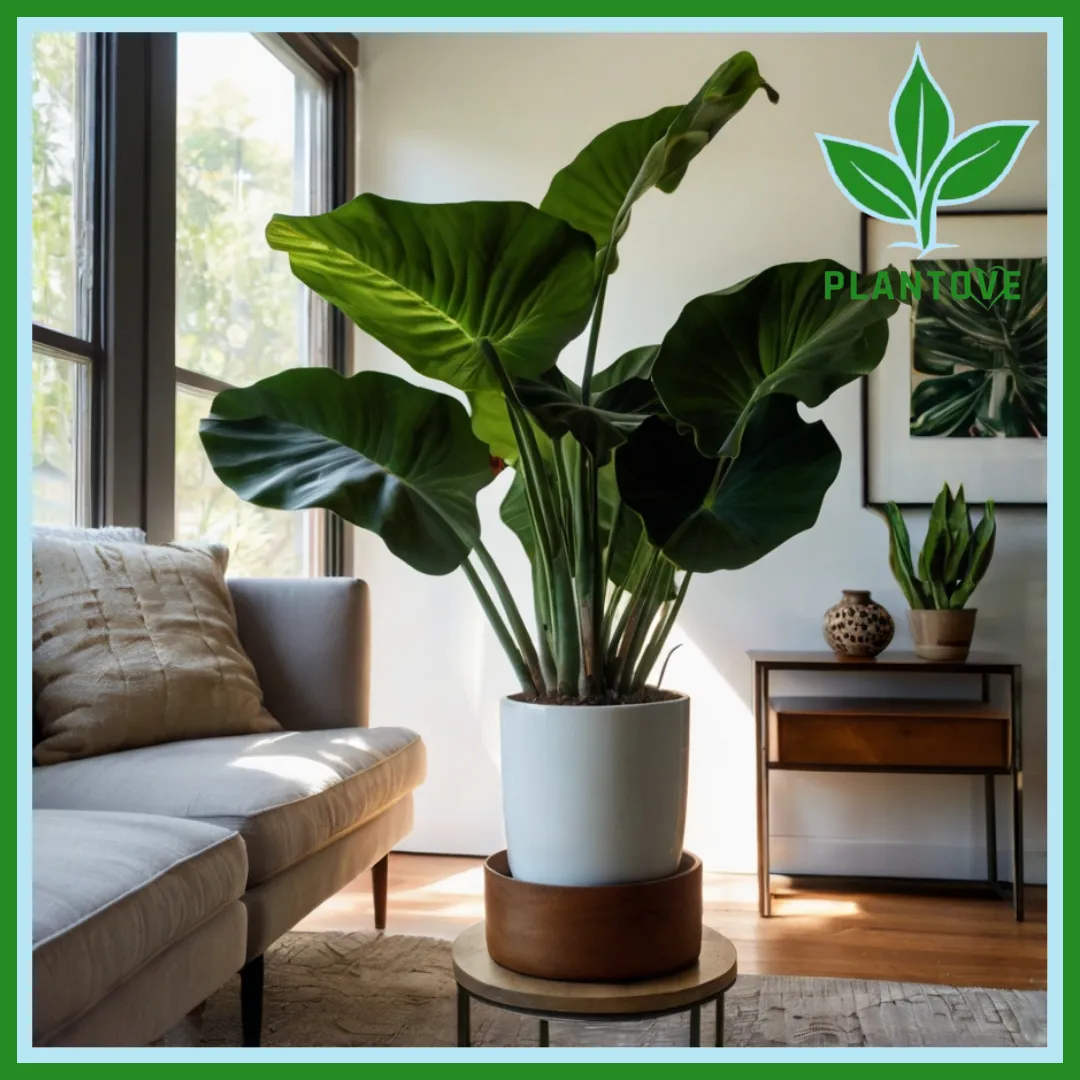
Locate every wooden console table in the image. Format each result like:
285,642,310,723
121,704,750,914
750,651,1024,921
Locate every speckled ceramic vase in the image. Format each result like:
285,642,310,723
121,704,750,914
823,589,895,658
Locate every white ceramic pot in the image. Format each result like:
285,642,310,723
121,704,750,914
499,694,690,887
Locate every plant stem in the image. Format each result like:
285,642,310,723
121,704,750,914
617,559,673,697
532,565,558,690
610,548,662,691
481,339,579,694
580,250,613,404
554,438,575,554
576,253,613,694
473,539,545,694
460,558,537,695
575,450,603,697
632,571,692,692
603,531,649,672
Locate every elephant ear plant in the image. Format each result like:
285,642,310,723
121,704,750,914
885,482,997,610
200,52,901,704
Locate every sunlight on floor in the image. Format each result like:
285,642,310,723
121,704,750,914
413,866,485,898
774,897,862,917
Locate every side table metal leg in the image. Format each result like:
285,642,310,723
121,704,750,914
689,1004,701,1047
716,994,725,1047
457,985,470,1047
984,773,998,886
1011,666,1025,922
539,1019,549,1047
1012,767,1025,921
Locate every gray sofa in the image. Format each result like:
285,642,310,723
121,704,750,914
32,578,426,1047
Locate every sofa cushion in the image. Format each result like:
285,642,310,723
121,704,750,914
34,727,426,885
33,810,246,1044
32,535,280,765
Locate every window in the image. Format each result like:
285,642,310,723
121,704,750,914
173,33,333,577
27,31,356,566
31,32,97,526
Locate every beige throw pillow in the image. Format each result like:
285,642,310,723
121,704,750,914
32,536,281,765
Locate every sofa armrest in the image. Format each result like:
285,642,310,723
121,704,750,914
228,578,370,730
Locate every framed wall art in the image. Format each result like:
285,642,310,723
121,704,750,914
860,209,1047,508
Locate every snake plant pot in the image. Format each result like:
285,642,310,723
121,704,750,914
908,609,978,661
499,694,690,887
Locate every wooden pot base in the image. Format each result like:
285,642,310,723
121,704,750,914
483,850,703,982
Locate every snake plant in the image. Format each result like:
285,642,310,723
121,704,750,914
199,52,901,704
885,483,996,610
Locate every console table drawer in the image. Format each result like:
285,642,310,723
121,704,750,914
767,697,1010,769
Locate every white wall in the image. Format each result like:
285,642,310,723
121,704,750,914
353,32,1047,881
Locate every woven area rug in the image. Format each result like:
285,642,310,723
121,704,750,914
188,932,1046,1048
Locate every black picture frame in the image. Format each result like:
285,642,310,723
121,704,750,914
859,208,1049,510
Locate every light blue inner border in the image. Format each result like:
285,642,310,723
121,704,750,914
16,15,1062,1064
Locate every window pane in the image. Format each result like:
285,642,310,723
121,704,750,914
32,349,90,526
175,386,317,577
32,32,94,339
175,33,328,385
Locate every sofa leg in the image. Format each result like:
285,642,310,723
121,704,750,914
372,853,389,931
240,955,264,1047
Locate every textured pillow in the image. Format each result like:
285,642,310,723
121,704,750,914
32,536,280,765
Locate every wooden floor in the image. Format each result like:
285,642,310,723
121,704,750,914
296,853,1047,991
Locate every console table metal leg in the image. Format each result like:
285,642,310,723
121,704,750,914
457,985,470,1047
1011,667,1025,922
755,662,772,917
1012,771,1024,921
539,1019,549,1047
984,774,998,886
716,994,725,1047
689,1004,701,1047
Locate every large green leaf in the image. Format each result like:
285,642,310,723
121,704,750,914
200,369,493,576
653,261,899,458
541,52,777,271
615,396,841,573
266,195,596,392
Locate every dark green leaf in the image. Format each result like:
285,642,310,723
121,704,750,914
515,368,651,464
541,52,776,271
653,260,899,458
500,469,536,563
616,396,841,573
591,345,660,394
884,502,927,609
918,484,952,607
200,369,493,576
944,484,972,581
890,45,952,188
266,195,596,392
951,500,996,608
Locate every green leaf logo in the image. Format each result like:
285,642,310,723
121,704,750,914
817,43,1037,256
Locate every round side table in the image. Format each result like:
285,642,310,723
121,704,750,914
451,922,737,1048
